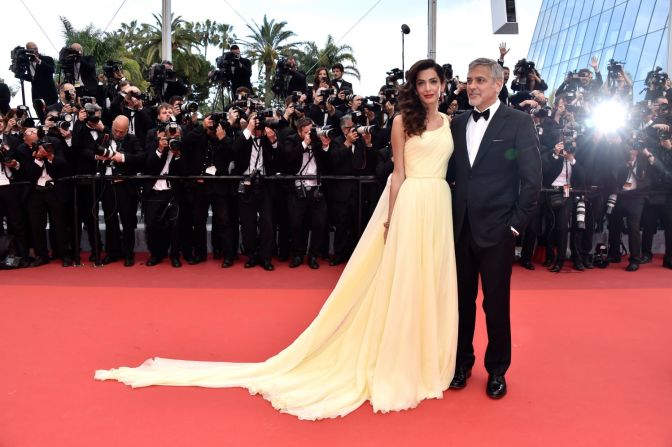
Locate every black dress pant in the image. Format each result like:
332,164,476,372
27,188,68,259
143,189,180,259
191,185,235,259
237,183,273,261
287,190,327,257
0,185,29,257
75,183,102,257
575,191,606,259
101,181,138,258
328,194,357,259
608,193,646,262
641,192,672,261
520,203,541,262
543,191,573,262
455,218,515,376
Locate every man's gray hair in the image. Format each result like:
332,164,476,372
340,114,353,129
469,58,504,81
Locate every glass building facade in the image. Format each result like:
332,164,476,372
527,0,669,100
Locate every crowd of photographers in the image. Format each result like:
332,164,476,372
1,41,671,272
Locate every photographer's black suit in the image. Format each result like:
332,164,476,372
20,138,71,261
287,70,308,94
183,126,235,261
231,57,253,93
231,132,276,262
282,132,330,258
76,55,99,97
86,132,145,260
30,56,58,107
331,78,353,93
449,105,541,376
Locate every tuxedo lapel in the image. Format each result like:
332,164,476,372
472,106,509,169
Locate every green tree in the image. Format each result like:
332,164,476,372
297,35,359,81
243,15,302,104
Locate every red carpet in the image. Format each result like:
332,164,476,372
2,258,671,446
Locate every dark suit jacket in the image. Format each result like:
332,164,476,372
282,132,330,175
449,105,542,247
231,58,253,93
182,126,232,195
19,137,70,201
331,78,353,93
77,56,98,97
30,56,58,106
230,133,275,176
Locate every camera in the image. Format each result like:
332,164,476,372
180,102,198,113
158,120,180,135
80,96,95,107
10,46,35,80
645,66,668,89
350,110,367,126
149,63,175,85
315,125,337,139
575,196,586,230
102,60,123,80
294,182,323,202
442,63,453,80
356,125,377,135
58,47,82,83
210,51,239,84
631,130,648,151
606,59,625,80
385,68,403,85
168,139,181,152
659,130,671,140
513,59,536,87
382,87,397,104
45,113,73,130
94,143,116,159
237,170,260,195
126,90,149,103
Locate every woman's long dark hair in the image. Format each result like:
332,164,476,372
398,59,445,137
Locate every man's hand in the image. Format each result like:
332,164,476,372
265,127,277,144
590,55,599,71
554,141,565,155
246,114,258,133
203,116,214,130
345,128,359,146
216,124,226,141
362,132,373,147
59,128,72,139
499,42,510,60
319,135,330,147
157,135,168,152
78,109,87,122
62,104,75,114
111,152,124,163
302,129,312,147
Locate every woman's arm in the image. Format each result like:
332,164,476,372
385,114,407,241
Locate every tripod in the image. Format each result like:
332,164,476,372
212,81,232,112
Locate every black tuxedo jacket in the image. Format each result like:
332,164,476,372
182,126,232,195
449,105,542,247
30,56,58,106
331,78,353,93
19,137,70,201
81,130,145,177
231,58,253,92
230,133,275,176
282,133,330,175
77,56,99,97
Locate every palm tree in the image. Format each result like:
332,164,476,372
298,35,360,81
243,15,302,104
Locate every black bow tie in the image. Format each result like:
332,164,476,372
472,109,490,122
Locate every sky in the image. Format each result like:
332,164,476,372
2,0,542,108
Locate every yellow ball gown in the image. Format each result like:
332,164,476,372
95,113,458,420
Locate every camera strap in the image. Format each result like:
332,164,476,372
250,138,263,174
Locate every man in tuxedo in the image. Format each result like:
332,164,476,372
331,63,352,93
229,45,253,93
25,42,58,116
448,58,541,399
67,43,98,98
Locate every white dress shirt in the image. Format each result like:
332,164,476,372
466,100,501,167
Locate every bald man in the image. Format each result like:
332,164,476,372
25,41,58,110
89,114,146,266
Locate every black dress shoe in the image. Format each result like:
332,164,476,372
145,256,161,267
124,256,135,267
262,259,274,271
289,256,303,268
308,256,320,269
606,256,622,264
170,257,182,268
449,367,472,390
625,262,639,272
244,257,258,268
30,257,50,267
549,260,564,273
62,256,74,267
519,260,535,270
486,375,507,399
102,255,119,265
221,257,234,268
329,256,344,266
572,259,585,271
583,255,594,269
542,255,554,267
640,254,652,264
187,255,205,265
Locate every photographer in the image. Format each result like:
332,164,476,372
182,113,236,268
282,117,330,269
0,119,30,265
606,138,651,271
19,128,71,266
23,42,59,115
112,85,153,146
331,63,353,93
325,114,367,266
511,59,548,93
143,120,186,267
0,83,9,115
228,45,253,93
286,57,308,94
605,62,633,100
231,112,278,271
151,60,189,102
59,43,98,97
541,135,579,272
640,131,672,268
307,86,342,130
644,67,669,101
86,115,145,266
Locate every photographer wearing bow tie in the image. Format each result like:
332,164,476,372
182,114,236,267
228,45,253,94
331,63,353,93
112,85,153,146
282,117,330,269
23,42,59,117
307,86,342,130
19,128,70,266
231,112,278,271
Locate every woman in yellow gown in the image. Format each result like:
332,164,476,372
96,59,458,420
